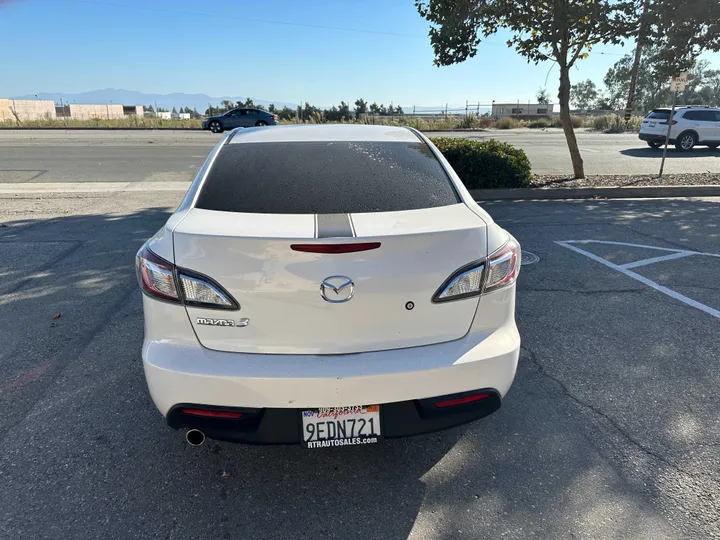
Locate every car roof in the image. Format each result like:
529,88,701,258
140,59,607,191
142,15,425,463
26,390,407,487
227,124,419,144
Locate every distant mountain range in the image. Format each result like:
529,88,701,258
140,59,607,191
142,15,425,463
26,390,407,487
9,89,486,114
10,89,297,112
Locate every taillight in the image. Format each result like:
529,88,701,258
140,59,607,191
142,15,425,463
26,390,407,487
432,261,485,303
484,237,521,293
178,270,238,309
270,114,277,120
136,246,179,302
432,237,520,303
671,120,678,125
136,245,239,309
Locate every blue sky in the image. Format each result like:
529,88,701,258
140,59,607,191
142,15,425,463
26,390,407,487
1,0,718,107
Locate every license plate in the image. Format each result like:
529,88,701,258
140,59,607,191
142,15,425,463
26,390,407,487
301,405,381,449
649,122,656,127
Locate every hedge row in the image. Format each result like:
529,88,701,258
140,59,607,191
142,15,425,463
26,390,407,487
431,137,532,189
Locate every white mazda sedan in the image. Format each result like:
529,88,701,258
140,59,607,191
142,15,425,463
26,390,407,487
137,124,520,448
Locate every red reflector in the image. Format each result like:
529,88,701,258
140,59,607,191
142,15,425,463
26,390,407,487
291,242,381,254
180,409,243,419
434,393,491,408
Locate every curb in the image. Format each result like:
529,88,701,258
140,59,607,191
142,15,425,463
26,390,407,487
470,185,720,200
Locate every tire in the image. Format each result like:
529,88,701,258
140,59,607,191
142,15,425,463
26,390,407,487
255,120,268,127
647,141,662,149
209,121,223,134
674,131,697,152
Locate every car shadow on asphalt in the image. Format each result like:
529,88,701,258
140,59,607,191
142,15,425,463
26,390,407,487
620,147,719,158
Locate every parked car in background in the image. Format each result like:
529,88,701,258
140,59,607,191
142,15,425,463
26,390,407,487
639,106,720,151
202,108,278,133
136,125,521,448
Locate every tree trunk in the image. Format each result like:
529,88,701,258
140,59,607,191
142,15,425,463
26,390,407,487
625,0,650,118
559,63,585,179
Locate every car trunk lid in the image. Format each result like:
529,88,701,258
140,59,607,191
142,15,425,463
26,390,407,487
173,204,487,354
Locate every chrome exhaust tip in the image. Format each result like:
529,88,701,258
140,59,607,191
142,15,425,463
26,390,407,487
186,429,206,446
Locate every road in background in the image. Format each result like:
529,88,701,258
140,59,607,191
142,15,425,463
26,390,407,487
0,129,718,182
0,190,718,539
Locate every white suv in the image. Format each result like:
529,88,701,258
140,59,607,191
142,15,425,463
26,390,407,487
136,125,520,448
639,106,720,151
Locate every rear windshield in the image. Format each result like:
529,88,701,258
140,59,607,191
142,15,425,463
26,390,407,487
645,110,670,120
195,141,460,214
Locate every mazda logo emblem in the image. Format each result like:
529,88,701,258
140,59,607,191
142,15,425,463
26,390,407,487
320,275,355,303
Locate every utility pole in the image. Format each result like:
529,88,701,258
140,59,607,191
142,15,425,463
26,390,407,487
465,100,468,118
624,0,650,123
444,103,448,118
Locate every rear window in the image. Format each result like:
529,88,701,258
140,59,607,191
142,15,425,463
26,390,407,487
645,110,670,120
195,141,460,214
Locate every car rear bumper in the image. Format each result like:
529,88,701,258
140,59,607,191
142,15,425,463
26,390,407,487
166,389,503,444
141,287,519,443
639,132,673,143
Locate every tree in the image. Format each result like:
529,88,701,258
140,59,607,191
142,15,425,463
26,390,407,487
369,102,380,116
354,98,368,119
603,51,720,111
395,105,404,115
641,1,720,77
145,104,154,113
268,103,277,113
277,106,296,121
571,79,599,110
192,107,199,118
536,88,551,104
337,101,352,121
171,106,177,114
416,0,637,179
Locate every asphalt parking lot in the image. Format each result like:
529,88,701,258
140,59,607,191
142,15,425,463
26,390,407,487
1,188,718,539
1,128,718,179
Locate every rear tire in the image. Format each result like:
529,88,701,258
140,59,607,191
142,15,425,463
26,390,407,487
647,141,662,149
255,120,268,127
674,132,697,152
209,121,223,134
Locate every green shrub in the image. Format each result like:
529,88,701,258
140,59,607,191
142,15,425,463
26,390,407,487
570,115,584,128
590,114,644,132
476,116,494,128
456,115,493,129
431,137,532,189
551,116,563,128
496,117,520,129
527,119,551,128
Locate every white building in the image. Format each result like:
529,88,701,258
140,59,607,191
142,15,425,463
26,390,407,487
492,102,553,120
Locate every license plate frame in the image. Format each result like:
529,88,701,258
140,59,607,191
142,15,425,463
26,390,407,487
300,405,382,449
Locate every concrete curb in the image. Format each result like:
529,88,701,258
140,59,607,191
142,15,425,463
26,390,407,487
470,185,720,200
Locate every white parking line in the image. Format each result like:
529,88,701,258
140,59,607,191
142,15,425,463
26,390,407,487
556,240,720,320
621,251,696,269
